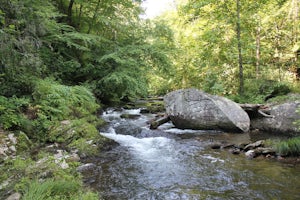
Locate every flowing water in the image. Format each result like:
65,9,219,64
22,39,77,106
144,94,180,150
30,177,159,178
83,108,300,200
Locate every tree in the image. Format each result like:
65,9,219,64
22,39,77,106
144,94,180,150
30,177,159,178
236,0,244,95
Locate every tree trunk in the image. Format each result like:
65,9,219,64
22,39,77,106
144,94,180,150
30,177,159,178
88,0,101,34
77,4,83,29
236,0,244,95
67,0,75,24
256,21,261,79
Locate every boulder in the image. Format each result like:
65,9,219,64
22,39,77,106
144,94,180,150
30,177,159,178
164,89,250,132
251,102,300,135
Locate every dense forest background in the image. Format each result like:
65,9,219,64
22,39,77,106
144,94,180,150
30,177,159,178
0,0,299,136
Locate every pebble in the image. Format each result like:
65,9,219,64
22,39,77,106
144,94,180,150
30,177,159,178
245,150,256,159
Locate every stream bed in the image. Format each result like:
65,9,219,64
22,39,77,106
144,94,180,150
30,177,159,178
83,108,300,200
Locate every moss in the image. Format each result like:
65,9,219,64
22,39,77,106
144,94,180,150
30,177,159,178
49,119,99,144
68,138,98,156
145,101,165,113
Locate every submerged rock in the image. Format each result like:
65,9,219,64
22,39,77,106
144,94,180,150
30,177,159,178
164,89,250,132
114,122,142,136
77,163,97,172
120,114,141,119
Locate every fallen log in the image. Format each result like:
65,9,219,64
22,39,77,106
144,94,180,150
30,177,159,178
150,116,170,129
258,109,274,118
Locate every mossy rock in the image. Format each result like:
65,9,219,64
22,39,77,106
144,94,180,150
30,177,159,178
122,98,166,113
120,114,141,119
49,119,99,144
68,134,116,156
49,117,115,156
144,101,165,113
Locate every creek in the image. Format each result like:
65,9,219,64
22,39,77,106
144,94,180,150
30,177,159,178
83,108,300,200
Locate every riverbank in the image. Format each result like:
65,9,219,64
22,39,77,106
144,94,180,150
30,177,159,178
0,126,117,200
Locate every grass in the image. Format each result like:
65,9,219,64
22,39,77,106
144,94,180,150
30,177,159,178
22,179,99,200
275,136,300,156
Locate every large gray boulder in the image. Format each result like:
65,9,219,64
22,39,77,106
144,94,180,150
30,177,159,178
164,89,250,132
251,102,300,135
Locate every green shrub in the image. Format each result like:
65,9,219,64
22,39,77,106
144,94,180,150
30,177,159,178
33,79,99,121
275,136,300,156
28,79,100,141
0,96,29,130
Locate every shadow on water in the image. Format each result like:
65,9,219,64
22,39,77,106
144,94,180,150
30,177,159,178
82,108,300,200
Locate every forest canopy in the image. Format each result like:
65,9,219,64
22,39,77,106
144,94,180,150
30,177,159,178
0,0,299,104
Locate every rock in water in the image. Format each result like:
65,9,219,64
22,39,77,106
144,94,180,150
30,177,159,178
164,89,250,132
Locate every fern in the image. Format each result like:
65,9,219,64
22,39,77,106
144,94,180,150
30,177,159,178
0,96,29,130
33,79,99,120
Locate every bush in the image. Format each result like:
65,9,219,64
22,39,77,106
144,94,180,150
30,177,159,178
27,79,100,141
0,96,29,130
33,79,99,121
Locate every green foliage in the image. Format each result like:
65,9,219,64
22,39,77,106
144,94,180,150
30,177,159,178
0,96,29,130
275,136,300,156
151,0,300,99
228,79,292,103
33,79,99,120
0,0,60,96
10,79,100,141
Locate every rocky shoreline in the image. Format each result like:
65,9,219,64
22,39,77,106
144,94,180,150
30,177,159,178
210,138,300,164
